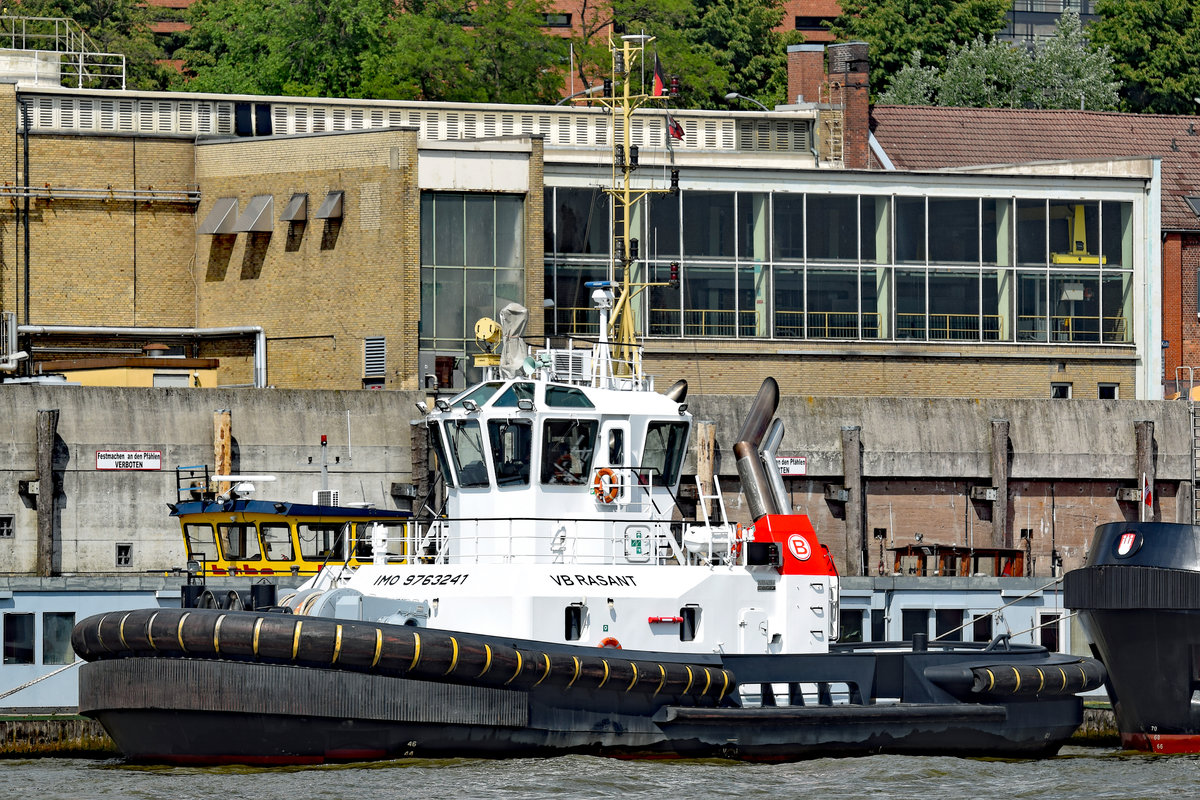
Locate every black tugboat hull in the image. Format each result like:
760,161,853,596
1065,522,1200,753
74,608,1100,764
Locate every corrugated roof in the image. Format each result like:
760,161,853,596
871,105,1200,231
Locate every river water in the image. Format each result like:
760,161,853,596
3,748,1196,800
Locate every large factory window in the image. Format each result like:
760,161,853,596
420,192,525,365
542,188,1135,348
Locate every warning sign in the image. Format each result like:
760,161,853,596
776,456,807,476
96,451,162,471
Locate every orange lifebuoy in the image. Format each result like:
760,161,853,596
598,637,622,649
593,468,619,503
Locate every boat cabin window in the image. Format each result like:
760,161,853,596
2,613,34,665
488,419,532,486
901,608,930,640
298,522,347,561
492,382,535,407
217,523,262,561
261,522,294,561
608,429,624,464
353,521,409,561
447,419,490,488
642,422,689,486
42,612,75,666
545,385,594,408
935,609,964,642
972,614,993,643
839,609,864,643
183,523,220,564
1038,612,1062,652
453,381,504,409
541,418,598,485
428,421,455,487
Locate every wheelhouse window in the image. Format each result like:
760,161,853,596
183,523,219,563
541,418,598,485
298,522,346,561
454,381,504,409
428,421,455,487
642,421,689,486
261,522,294,561
545,385,594,408
217,523,262,561
489,419,532,486
447,419,490,487
493,382,535,407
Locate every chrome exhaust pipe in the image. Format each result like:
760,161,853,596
734,378,782,521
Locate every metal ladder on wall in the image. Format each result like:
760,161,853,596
1180,367,1200,525
819,81,844,167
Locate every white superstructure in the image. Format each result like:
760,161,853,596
288,286,840,656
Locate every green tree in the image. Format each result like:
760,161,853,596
174,0,566,102
19,0,169,90
1027,11,1119,110
827,0,1010,100
878,12,1119,111
691,0,796,108
1091,0,1200,114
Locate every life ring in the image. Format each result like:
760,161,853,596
732,524,744,559
593,468,619,503
598,637,622,649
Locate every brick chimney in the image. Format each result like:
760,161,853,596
786,44,825,105
828,41,870,169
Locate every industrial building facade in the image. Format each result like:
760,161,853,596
0,57,1163,399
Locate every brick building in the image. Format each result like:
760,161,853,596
0,41,1165,401
870,104,1200,395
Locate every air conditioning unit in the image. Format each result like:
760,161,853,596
313,490,339,507
551,351,591,382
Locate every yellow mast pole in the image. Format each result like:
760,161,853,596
569,32,678,378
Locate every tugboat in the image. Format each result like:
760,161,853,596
71,287,1104,762
71,33,1104,764
1065,521,1200,753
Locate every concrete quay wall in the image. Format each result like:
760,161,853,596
0,384,1190,577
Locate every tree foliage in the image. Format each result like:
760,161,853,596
878,12,1120,111
173,0,567,103
1091,0,1200,114
826,0,1010,100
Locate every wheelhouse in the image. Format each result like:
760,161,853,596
173,499,413,578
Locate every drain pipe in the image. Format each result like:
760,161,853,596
1,314,27,372
0,350,28,372
17,325,267,388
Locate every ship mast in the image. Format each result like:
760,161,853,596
570,33,679,376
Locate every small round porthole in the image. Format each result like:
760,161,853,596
1113,530,1142,558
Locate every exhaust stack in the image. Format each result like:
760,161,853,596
734,378,782,521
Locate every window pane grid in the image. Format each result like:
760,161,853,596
543,190,1133,346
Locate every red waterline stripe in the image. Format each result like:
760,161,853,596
1121,732,1200,754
